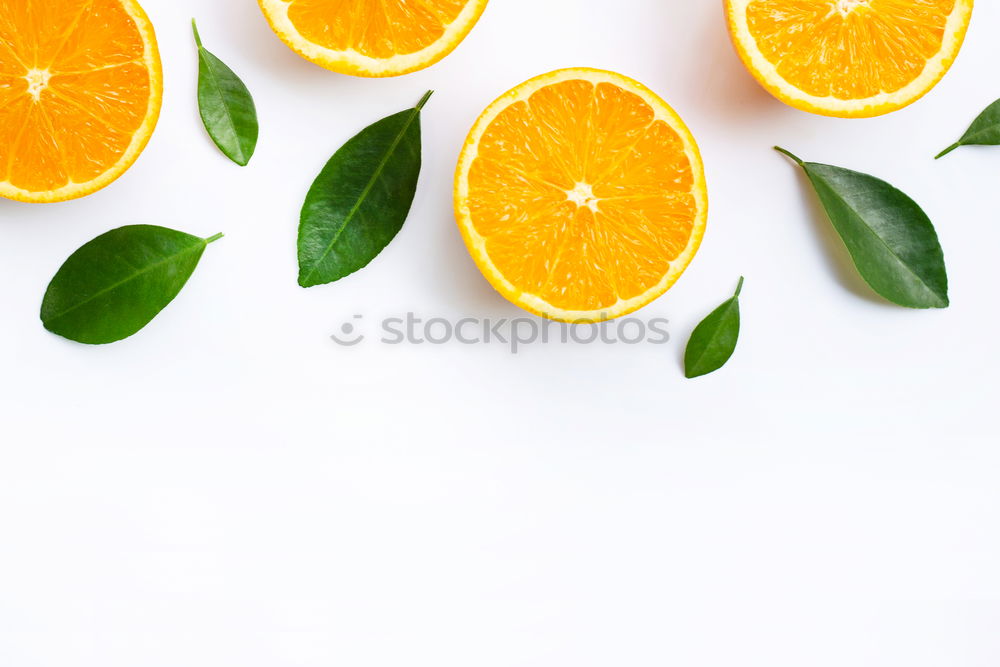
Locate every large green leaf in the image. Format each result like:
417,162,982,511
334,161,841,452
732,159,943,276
777,148,949,309
298,92,432,288
41,225,222,345
193,19,258,166
685,277,744,379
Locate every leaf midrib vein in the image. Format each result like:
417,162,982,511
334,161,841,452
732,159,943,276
301,107,420,283
815,174,946,301
45,243,203,323
687,300,737,373
201,49,245,162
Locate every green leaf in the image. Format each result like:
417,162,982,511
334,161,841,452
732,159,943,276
684,277,744,379
775,147,949,309
937,98,1000,159
298,91,432,288
193,19,258,166
40,225,223,345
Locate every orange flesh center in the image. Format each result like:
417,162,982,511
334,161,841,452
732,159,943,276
746,0,956,99
286,0,467,58
0,0,151,193
467,80,697,313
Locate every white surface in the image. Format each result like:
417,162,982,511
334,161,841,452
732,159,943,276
1,1,998,665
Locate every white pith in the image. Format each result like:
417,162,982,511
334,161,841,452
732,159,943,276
25,69,51,100
566,182,599,212
835,0,870,16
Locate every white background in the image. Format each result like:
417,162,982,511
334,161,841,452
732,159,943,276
1,1,998,665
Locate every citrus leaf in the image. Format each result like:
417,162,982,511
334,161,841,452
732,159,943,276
193,19,258,166
937,98,1000,159
684,277,744,379
298,91,432,288
40,225,223,345
776,148,949,309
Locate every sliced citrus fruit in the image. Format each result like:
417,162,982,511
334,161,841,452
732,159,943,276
726,0,974,118
0,0,162,203
454,68,708,323
257,0,489,78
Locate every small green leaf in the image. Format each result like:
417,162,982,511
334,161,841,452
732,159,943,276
684,277,744,379
40,225,222,345
193,18,258,166
937,98,1000,159
776,147,949,309
298,91,432,288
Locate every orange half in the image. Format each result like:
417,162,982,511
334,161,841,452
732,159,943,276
455,69,708,323
726,0,974,118
0,0,162,203
258,0,490,77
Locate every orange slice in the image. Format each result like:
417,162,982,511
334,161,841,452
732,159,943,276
726,0,974,118
0,0,162,203
258,0,489,77
454,68,708,323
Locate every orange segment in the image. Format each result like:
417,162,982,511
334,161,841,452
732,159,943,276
726,0,973,118
0,0,161,203
258,0,489,77
454,69,708,323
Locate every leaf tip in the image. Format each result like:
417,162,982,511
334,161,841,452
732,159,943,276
297,271,317,289
205,232,224,244
683,362,714,380
735,276,745,297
